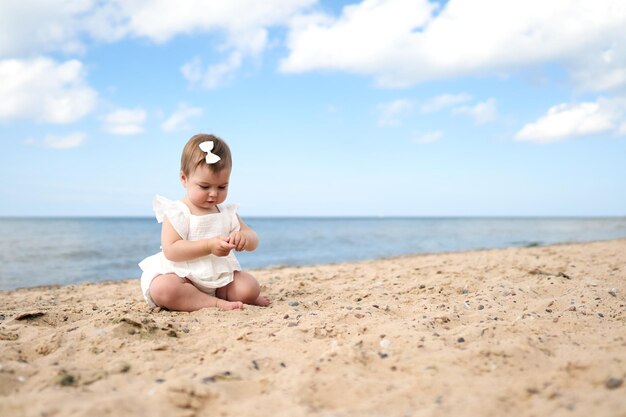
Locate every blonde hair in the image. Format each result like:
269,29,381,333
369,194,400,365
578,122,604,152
180,133,232,176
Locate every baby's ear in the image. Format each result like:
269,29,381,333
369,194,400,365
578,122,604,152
180,171,188,186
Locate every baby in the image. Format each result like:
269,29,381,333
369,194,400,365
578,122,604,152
139,133,270,311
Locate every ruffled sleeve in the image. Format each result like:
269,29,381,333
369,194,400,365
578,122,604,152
224,203,241,233
152,195,189,239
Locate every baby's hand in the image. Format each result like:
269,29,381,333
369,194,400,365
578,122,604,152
228,231,247,251
208,236,235,256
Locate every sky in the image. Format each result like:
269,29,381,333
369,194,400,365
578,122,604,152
1,0,625,217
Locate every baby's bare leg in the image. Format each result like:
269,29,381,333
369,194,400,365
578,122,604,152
150,273,243,312
216,271,271,306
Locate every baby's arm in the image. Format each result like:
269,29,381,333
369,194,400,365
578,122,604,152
228,215,259,252
161,217,234,261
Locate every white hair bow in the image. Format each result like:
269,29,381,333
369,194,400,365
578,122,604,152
199,141,221,164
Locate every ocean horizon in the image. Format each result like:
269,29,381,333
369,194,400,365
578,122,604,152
1,216,625,291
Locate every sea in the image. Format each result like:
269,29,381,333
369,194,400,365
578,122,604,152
1,216,625,291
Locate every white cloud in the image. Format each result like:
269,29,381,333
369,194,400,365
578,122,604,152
129,1,311,89
0,0,132,58
116,1,314,45
420,93,496,125
0,0,315,56
453,98,497,125
515,98,626,143
161,103,203,132
182,52,243,89
0,0,89,57
0,57,97,123
3,1,625,94
0,0,315,88
413,130,443,144
282,0,435,87
421,93,472,113
43,132,86,149
103,108,147,135
377,99,413,126
281,0,626,91
569,44,626,92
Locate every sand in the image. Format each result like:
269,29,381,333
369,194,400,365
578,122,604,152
1,239,625,417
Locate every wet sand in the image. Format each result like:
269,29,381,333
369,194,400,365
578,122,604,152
1,239,625,417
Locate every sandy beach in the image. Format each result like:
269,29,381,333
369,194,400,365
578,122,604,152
1,239,625,417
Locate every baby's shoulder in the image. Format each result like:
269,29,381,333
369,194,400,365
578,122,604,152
153,195,190,223
218,203,240,216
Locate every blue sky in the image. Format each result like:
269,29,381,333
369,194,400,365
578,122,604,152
1,0,625,217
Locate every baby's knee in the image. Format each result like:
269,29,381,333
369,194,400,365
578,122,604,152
149,275,180,307
237,276,260,304
245,280,261,301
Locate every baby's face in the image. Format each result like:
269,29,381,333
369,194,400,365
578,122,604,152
181,165,231,214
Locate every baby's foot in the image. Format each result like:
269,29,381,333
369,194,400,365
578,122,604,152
253,295,271,307
216,299,244,310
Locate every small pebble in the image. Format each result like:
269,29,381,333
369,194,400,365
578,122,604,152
606,377,623,389
15,311,45,321
609,288,617,297
201,371,234,383
457,337,465,343
58,373,76,386
288,301,299,307
380,339,390,349
112,362,131,373
378,352,389,359
477,304,484,310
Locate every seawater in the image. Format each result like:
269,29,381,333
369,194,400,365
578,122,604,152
1,217,625,290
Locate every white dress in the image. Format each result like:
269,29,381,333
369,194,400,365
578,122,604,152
139,195,242,307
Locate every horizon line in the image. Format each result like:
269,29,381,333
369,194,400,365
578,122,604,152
1,214,625,220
